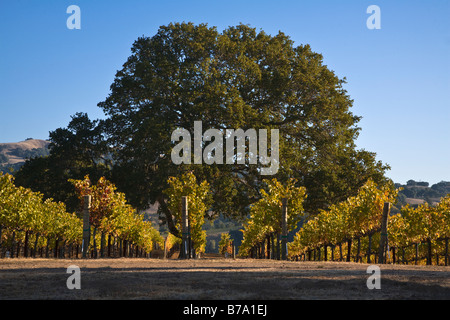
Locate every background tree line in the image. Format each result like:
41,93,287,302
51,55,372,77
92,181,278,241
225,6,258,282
395,180,450,208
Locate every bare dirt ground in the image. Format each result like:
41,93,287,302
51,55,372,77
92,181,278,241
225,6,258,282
0,257,449,300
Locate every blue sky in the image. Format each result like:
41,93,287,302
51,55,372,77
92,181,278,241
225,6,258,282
0,0,449,185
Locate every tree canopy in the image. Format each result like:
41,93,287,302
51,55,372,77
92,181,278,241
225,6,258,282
15,22,390,237
98,22,389,224
14,112,111,212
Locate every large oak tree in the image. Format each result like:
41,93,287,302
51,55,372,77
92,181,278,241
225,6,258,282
97,22,389,236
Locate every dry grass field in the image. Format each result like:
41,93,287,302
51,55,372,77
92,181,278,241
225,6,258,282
0,257,449,300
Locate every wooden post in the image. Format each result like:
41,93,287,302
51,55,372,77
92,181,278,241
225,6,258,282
276,232,280,260
45,236,50,258
415,243,418,265
187,209,193,259
232,240,236,259
392,247,396,264
426,238,432,265
281,198,288,260
261,238,265,259
92,228,97,259
164,236,168,259
32,233,39,258
107,234,111,258
180,196,189,259
445,238,449,266
271,233,275,259
10,231,15,259
24,231,29,258
100,232,105,258
82,195,91,259
346,239,352,262
378,202,390,264
356,237,361,262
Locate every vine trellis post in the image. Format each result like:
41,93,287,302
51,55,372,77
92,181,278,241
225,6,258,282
180,196,191,259
378,202,390,264
82,195,91,259
281,198,288,260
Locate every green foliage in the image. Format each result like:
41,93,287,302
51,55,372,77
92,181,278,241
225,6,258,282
14,113,111,212
390,194,450,247
163,172,212,253
70,175,163,252
239,178,306,256
218,232,233,255
8,147,49,159
289,179,399,255
0,153,8,164
0,172,82,244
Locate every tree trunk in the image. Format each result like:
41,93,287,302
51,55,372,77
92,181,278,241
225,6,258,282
61,240,67,258
107,234,111,257
32,233,40,258
54,239,59,258
346,239,352,262
100,231,105,258
445,238,449,266
426,238,432,265
392,247,396,264
16,240,21,257
123,239,127,257
276,232,281,260
10,231,16,259
45,237,50,258
415,243,418,265
24,231,29,258
93,228,97,259
356,237,361,262
271,233,275,259
157,194,180,238
261,238,265,259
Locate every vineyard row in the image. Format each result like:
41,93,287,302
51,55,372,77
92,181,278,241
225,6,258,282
0,173,164,259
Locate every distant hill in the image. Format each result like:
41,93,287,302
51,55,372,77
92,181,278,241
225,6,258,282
394,180,450,210
0,138,50,172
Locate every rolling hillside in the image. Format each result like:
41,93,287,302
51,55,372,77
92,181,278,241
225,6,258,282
0,139,50,172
